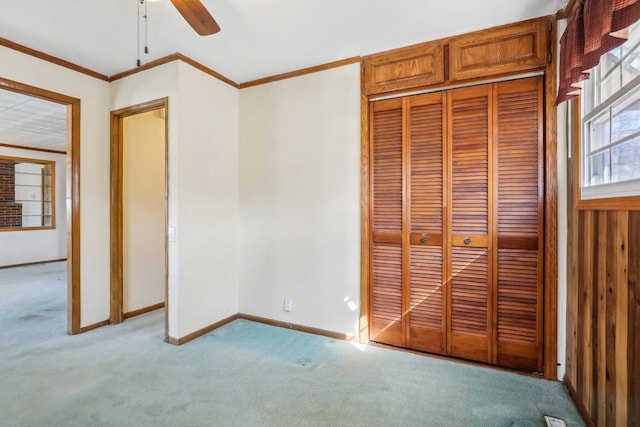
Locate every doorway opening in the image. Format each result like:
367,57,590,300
0,77,81,334
110,98,168,338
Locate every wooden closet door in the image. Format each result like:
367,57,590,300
368,78,544,371
447,85,493,363
406,93,447,354
370,98,404,346
494,77,543,371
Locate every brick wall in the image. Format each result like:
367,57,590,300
0,160,22,227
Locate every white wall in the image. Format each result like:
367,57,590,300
174,61,239,337
0,47,111,327
239,63,361,336
0,147,66,265
122,110,166,313
111,60,240,339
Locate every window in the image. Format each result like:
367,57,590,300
0,155,55,231
581,22,640,200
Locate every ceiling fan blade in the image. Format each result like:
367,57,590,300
170,0,220,36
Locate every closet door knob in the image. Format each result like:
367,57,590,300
464,237,472,245
421,234,430,243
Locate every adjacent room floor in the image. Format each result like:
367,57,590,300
0,262,585,426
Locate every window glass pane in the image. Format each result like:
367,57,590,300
622,43,640,85
612,136,640,182
612,87,640,141
583,79,595,114
601,48,622,75
589,111,610,152
627,21,640,46
599,66,622,101
588,150,610,186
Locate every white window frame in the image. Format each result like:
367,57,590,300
581,24,640,201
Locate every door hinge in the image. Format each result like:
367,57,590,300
549,52,553,63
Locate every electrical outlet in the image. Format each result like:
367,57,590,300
283,297,293,312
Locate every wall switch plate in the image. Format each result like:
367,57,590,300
168,226,176,242
544,416,567,427
283,297,293,312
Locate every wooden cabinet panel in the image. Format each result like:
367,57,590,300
363,17,549,95
449,18,549,82
363,41,444,95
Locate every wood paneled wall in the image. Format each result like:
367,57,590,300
566,156,640,425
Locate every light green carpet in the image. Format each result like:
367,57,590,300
0,262,584,426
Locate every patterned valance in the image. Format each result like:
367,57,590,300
556,0,640,104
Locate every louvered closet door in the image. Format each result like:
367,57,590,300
407,93,446,354
494,77,543,371
447,85,493,363
370,98,404,346
368,78,544,371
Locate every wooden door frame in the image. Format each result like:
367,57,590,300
0,76,82,335
360,38,559,379
110,97,169,332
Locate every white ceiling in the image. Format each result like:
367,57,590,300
0,0,568,84
0,0,568,152
0,90,67,152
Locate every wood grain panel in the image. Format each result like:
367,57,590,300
567,209,639,426
371,243,403,346
606,212,618,427
367,76,548,374
449,18,549,81
494,77,543,372
360,71,370,344
372,101,403,234
597,211,608,427
496,249,539,370
496,80,540,238
362,18,549,95
449,246,489,362
449,87,489,236
409,94,443,234
363,41,444,95
629,211,640,426
408,245,444,353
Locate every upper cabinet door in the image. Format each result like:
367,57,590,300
363,41,445,95
448,18,549,82
363,17,549,96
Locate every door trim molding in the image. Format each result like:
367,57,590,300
0,76,81,334
110,97,169,329
542,17,558,380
